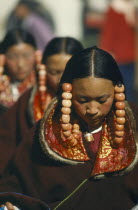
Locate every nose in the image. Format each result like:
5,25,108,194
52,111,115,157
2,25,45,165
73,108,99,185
86,101,98,116
17,57,24,68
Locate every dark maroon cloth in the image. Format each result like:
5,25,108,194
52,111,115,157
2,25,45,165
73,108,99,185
0,122,137,209
0,89,33,176
0,103,138,209
0,192,50,210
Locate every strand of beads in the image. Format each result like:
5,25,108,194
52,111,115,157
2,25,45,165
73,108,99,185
38,64,47,112
0,54,10,92
61,83,80,147
114,84,125,145
35,50,42,70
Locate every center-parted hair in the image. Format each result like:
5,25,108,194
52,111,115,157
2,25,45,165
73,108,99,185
57,46,124,95
42,37,84,64
0,28,37,54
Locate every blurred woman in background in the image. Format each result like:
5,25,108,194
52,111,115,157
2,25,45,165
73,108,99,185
0,28,37,109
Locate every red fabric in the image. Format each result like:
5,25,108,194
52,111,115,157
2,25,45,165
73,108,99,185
99,7,135,64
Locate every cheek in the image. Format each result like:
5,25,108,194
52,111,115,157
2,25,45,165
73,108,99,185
6,61,17,73
100,100,114,116
73,101,86,117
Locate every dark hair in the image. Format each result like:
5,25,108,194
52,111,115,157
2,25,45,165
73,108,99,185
0,28,37,53
57,46,124,95
42,37,84,64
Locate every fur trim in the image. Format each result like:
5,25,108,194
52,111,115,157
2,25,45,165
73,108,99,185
39,97,82,165
39,99,138,178
92,101,138,180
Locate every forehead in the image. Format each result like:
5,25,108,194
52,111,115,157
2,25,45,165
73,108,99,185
46,53,72,66
72,76,114,97
6,43,35,53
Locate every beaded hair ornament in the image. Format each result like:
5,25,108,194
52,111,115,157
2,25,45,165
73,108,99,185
35,50,47,112
60,82,126,148
0,54,10,91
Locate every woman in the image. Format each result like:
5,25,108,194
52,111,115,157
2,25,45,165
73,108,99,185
0,37,83,175
0,28,37,109
0,47,138,209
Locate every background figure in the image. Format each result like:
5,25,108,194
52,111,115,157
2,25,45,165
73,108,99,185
6,0,55,51
99,0,136,103
0,28,37,109
0,47,138,210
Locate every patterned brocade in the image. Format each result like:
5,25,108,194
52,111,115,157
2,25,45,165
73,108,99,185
43,102,136,177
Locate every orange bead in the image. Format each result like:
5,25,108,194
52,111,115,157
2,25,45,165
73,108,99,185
73,133,80,139
62,92,72,100
62,83,72,92
116,117,126,124
66,134,73,141
115,101,125,110
63,130,71,137
62,100,72,108
69,137,78,146
72,129,80,134
115,131,124,137
61,107,71,114
114,85,125,93
115,124,124,131
61,123,71,131
114,137,123,144
62,114,70,123
115,93,125,101
73,124,80,130
39,86,46,91
115,110,125,117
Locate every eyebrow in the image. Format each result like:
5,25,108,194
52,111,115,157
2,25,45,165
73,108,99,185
77,94,110,99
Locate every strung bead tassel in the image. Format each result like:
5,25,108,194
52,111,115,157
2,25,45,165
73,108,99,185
114,84,125,144
38,64,47,111
61,83,79,146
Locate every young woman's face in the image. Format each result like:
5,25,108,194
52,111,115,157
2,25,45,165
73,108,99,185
72,77,114,131
45,53,72,94
5,43,35,81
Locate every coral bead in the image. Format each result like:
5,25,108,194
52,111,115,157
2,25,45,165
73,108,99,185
115,110,125,117
114,85,125,93
72,129,80,134
39,70,46,76
66,134,73,141
73,124,80,130
62,83,72,92
61,123,71,131
62,100,72,108
116,117,126,124
73,133,80,139
70,137,78,146
115,131,124,137
114,137,123,144
62,114,70,123
115,124,124,131
63,130,72,137
115,102,125,110
115,93,125,101
39,86,46,91
62,92,72,100
61,107,71,114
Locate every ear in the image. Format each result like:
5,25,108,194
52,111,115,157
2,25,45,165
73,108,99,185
0,54,6,66
0,54,6,75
